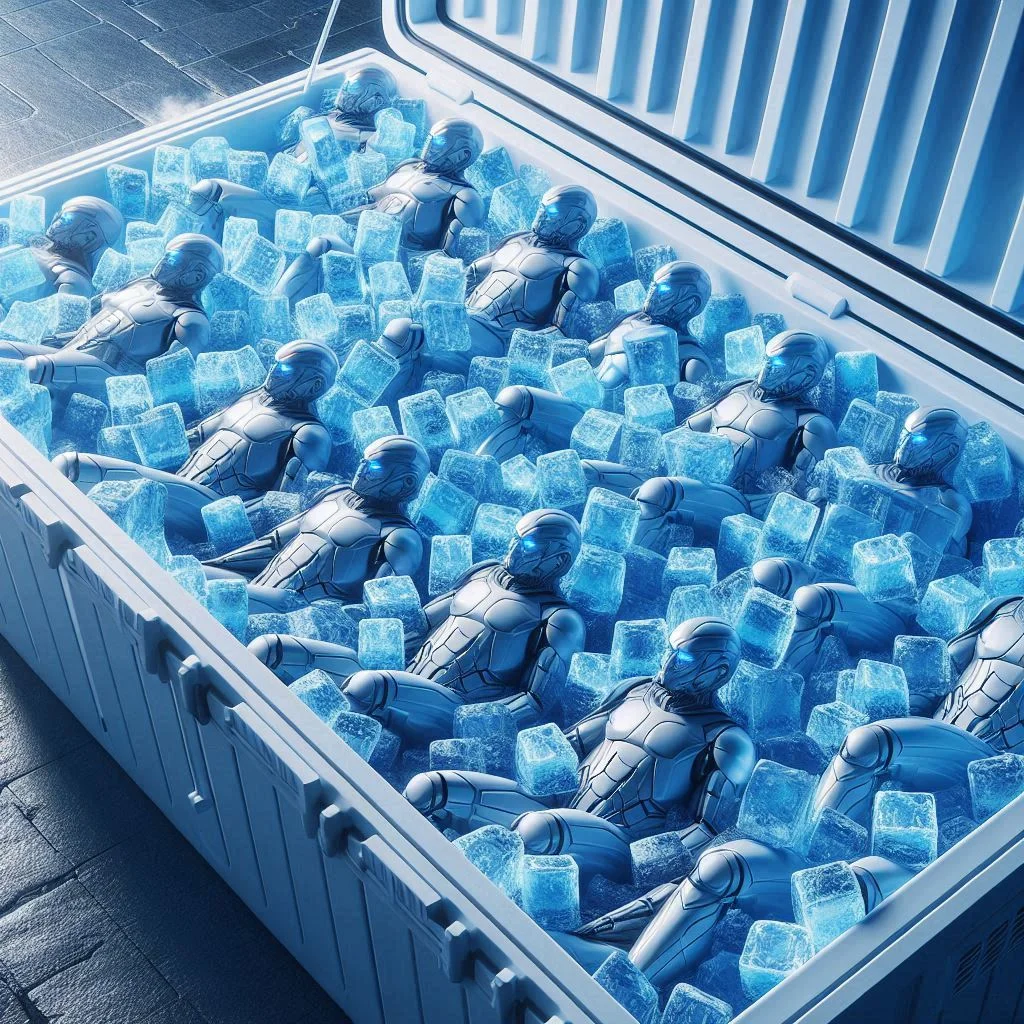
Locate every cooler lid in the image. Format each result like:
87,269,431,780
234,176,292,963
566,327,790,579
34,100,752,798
383,0,1024,368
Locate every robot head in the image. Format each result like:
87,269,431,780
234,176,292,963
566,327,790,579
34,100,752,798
531,185,598,248
45,196,123,255
351,434,430,504
421,118,484,176
504,509,582,586
264,339,339,403
756,329,830,398
334,65,399,126
643,261,712,326
152,234,224,294
657,618,741,699
892,406,968,480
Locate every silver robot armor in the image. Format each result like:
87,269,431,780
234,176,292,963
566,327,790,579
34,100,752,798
34,196,123,297
341,117,485,255
248,508,586,740
204,435,430,611
404,618,754,883
474,261,714,462
463,184,600,362
631,329,838,549
52,339,336,539
0,234,224,396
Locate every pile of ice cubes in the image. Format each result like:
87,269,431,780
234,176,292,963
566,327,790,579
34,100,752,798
2,77,1024,1024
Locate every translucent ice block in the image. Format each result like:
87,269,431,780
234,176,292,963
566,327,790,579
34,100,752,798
521,854,580,931
664,428,735,484
536,449,587,509
871,791,937,871
609,618,669,681
791,860,865,951
454,825,524,899
516,722,579,796
967,753,1024,821
736,759,815,848
357,617,404,671
201,495,256,554
739,920,813,1002
592,951,658,1024
560,544,626,616
428,534,473,596
129,403,189,471
805,700,869,757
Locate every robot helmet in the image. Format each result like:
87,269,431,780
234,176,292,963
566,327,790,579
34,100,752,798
421,117,484,176
892,406,968,480
265,339,339,403
335,65,399,126
756,329,830,398
45,196,123,255
351,434,430,505
504,508,582,586
152,233,224,294
643,261,712,326
658,617,741,699
531,185,598,248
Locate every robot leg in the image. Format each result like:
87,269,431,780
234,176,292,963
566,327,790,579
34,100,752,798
272,235,353,304
0,342,52,359
26,351,117,399
812,717,994,824
582,460,656,498
403,770,547,832
850,856,915,912
247,632,360,685
342,669,466,741
476,386,586,461
631,476,750,551
512,808,633,883
751,557,817,599
628,839,803,989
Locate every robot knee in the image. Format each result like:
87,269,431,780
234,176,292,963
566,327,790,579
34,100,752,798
690,845,747,901
513,810,564,856
631,475,677,514
792,584,835,626
51,451,80,481
247,633,284,669
493,385,533,420
403,771,449,817
836,723,894,775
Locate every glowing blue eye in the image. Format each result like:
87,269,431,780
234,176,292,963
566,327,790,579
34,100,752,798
545,204,559,215
910,433,928,444
365,458,384,475
276,361,294,374
430,135,444,146
770,356,785,367
657,283,671,292
521,536,537,552
674,650,695,664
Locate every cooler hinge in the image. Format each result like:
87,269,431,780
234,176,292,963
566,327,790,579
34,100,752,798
786,273,849,320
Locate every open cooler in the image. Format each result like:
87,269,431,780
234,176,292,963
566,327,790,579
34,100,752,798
1,0,1024,1021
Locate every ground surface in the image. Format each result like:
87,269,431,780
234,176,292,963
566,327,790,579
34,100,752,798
0,6,391,1018
0,0,386,179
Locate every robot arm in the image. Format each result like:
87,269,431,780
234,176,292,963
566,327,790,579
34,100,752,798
273,234,353,304
203,508,306,577
441,186,486,255
499,606,586,727
186,408,226,449
279,422,332,490
554,256,599,333
377,526,424,579
792,412,838,495
464,253,494,294
172,308,212,356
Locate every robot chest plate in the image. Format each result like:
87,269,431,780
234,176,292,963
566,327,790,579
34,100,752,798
323,508,384,547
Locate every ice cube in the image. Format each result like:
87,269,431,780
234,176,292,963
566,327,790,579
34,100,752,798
521,854,580,931
453,702,517,774
399,389,456,465
205,577,247,638
613,279,646,313
744,664,803,741
850,533,917,603
500,454,538,509
320,251,364,306
666,585,719,629
515,723,579,796
891,634,951,708
429,737,487,773
871,791,937,871
967,753,1024,821
808,503,883,582
982,537,1024,596
592,951,658,1024
660,984,732,1024
106,164,149,220
196,348,263,414
354,210,403,267
106,374,154,425
570,408,624,460
560,544,626,616
630,831,694,890
836,660,909,721
465,147,516,200
579,217,632,272
418,300,470,355
711,568,754,622
202,273,255,315
454,226,490,265
689,294,750,363
337,339,399,406
805,701,869,757
560,652,613,725
454,824,524,898
264,152,311,205
487,179,537,240
356,617,404,671
428,534,473,596
917,574,986,639
231,234,286,295
363,574,428,636
446,387,501,452
507,328,555,388
88,477,169,566
623,325,678,386
201,495,256,554
634,244,677,287
331,711,382,760
736,759,815,848
97,425,140,462
724,325,765,379
468,503,519,562
954,422,1013,503
664,547,717,590
410,474,477,539
739,920,813,1002
189,135,229,181
536,449,587,509
664,427,735,484
939,814,977,854
623,384,674,431
274,209,312,256
735,589,795,668
59,393,108,451
369,109,416,168
694,952,747,1015
757,493,820,561
439,450,502,503
291,668,349,723
129,403,189,471
579,488,640,553
151,145,190,213
277,105,314,148
351,406,397,454
609,618,669,681
299,116,348,185
805,808,868,865
572,300,618,341
294,292,339,344
226,149,270,191
367,261,411,307
791,860,865,952
92,249,133,293
837,399,896,463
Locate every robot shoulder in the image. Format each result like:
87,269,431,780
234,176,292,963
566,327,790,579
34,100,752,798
565,255,600,300
540,604,586,653
710,724,756,783
292,421,333,467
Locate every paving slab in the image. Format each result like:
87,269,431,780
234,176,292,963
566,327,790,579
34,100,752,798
3,0,98,42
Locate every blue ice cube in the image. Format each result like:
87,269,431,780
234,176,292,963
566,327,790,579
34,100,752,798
106,164,149,220
167,554,206,605
8,194,44,245
666,585,719,629
331,711,382,760
806,701,869,757
613,279,646,313
711,567,754,622
892,634,951,708
875,391,919,459
735,589,795,668
291,668,349,723
454,825,523,899
189,135,229,181
202,495,256,553
982,537,1024,596
59,393,108,451
737,759,815,848
745,664,803,741
439,450,502,502
369,108,416,168
421,300,472,354
694,952,748,1016
661,984,732,1024
247,297,290,348
739,920,813,1002
805,808,868,865
664,427,734,484
634,244,676,287
346,147,389,190
0,300,51,343
760,732,827,775
156,203,203,242
249,490,301,536
357,617,405,671
205,578,247,639
399,389,455,465
939,815,977,854
202,273,255,315
151,145,190,213
465,357,507,400
92,249,133,293
507,328,555,388
570,408,624,460
125,220,161,244
126,236,165,277
221,216,258,270
209,310,249,350
967,753,1024,821
106,374,154,425
446,387,501,451
487,179,537,240
501,454,538,509
295,292,339,344
663,546,717,590
299,116,348,185
808,503,883,582
411,474,477,538
336,339,399,406
0,358,28,399
833,350,877,418
751,312,786,342
465,147,516,200
623,325,678,386
354,210,403,267
560,544,626,616
377,299,411,331
97,425,139,462
580,217,632,271
917,574,986,639
689,294,750,362
851,533,917,603
196,350,255,413
561,652,613,725
757,493,820,561
277,105,314,148
871,791,937,871
453,702,517,774
0,380,50,454
836,660,909,720
572,300,618,341
592,951,659,1024
320,251,364,306
415,253,466,306
454,226,490,264
522,854,580,931
429,738,487,773
130,403,189,471
363,575,428,636
227,149,270,190
516,722,579,796
368,260,411,306
274,209,313,256
953,421,1013,502
351,406,397,454
623,384,674,431
88,477,169,566
580,488,640,553
620,425,666,478
837,399,895,463
791,861,865,952
231,234,286,295
630,831,693,890
536,449,587,509
470,503,521,562
428,534,473,596
422,369,467,399
724,325,765,379
264,152,311,205
609,618,669,680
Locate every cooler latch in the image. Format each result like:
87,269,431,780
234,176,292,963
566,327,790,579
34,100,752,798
786,273,849,320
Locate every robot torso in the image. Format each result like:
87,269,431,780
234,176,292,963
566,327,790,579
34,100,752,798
369,162,465,250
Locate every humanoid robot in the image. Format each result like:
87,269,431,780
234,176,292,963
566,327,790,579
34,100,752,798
186,177,283,241
462,184,599,362
0,234,223,396
32,196,124,296
341,117,485,254
204,434,429,611
52,339,336,538
248,508,586,740
814,594,1024,824
631,329,838,547
405,617,754,881
476,262,712,460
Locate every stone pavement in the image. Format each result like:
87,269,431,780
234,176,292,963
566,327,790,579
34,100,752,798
0,633,352,1024
0,0,387,180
